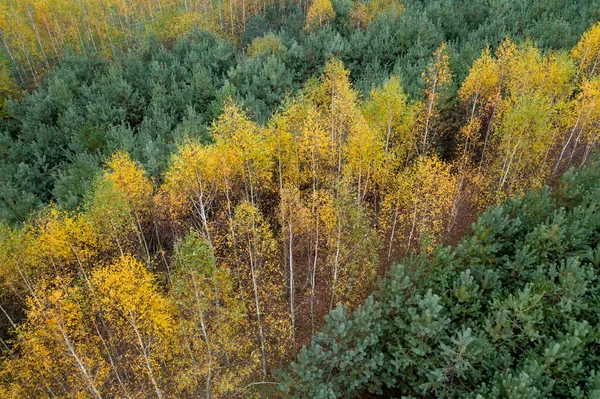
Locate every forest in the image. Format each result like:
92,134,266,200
1,0,600,397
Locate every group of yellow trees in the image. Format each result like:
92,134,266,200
0,0,300,83
2,21,600,398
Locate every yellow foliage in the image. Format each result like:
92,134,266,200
35,207,100,267
572,21,600,80
381,156,458,259
350,0,403,29
92,255,174,338
170,230,255,396
417,42,453,154
104,151,154,210
247,33,286,57
459,49,500,114
211,100,274,204
493,94,555,196
229,201,292,377
364,76,417,164
458,38,579,201
305,0,335,30
91,255,175,397
0,0,298,78
4,278,108,397
7,33,600,397
85,151,154,258
344,118,386,202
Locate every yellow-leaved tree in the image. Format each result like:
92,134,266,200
571,21,600,81
417,42,453,155
305,0,335,30
228,201,291,382
1,278,107,398
86,151,154,261
380,156,458,261
91,255,175,399
170,230,252,397
364,76,417,161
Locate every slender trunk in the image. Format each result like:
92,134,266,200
387,205,399,263
329,213,342,310
407,202,418,250
246,161,255,206
589,51,600,79
0,304,16,330
310,219,319,335
1,33,25,83
230,0,235,36
27,7,50,70
480,72,504,167
58,322,103,399
16,36,38,84
77,24,88,56
191,275,213,399
247,233,267,380
115,9,130,49
130,317,163,399
448,173,465,238
555,115,580,171
310,131,320,334
92,320,132,398
288,218,295,350
499,138,521,189
568,127,585,166
133,209,151,265
242,0,246,32
385,113,393,152
193,179,214,249
422,75,438,154
581,135,598,166
43,19,60,59
575,46,589,81
110,220,125,257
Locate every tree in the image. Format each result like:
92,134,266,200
349,0,403,30
170,230,252,397
556,77,600,170
417,42,453,155
325,181,378,310
458,48,501,162
1,277,107,398
343,117,386,205
307,57,360,181
277,187,310,349
364,76,417,161
210,100,273,206
379,156,458,262
91,255,175,399
85,151,154,261
304,0,335,31
247,33,286,57
228,201,291,381
571,21,600,81
163,140,217,249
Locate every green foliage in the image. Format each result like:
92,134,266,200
277,157,600,398
0,32,234,222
